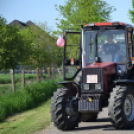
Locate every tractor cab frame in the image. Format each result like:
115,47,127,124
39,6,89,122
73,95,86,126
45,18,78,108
51,22,134,130
61,22,134,94
63,22,133,81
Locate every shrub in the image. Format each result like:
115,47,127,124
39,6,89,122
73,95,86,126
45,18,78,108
0,75,63,122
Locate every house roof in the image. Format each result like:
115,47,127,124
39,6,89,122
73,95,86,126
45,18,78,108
8,20,35,29
26,20,35,26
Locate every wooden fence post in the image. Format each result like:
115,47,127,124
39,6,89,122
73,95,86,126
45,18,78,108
10,69,15,92
36,67,40,82
40,68,44,81
47,68,51,80
57,68,62,76
21,69,25,87
51,67,55,78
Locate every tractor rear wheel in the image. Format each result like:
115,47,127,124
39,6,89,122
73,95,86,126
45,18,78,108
81,113,98,122
50,88,81,130
108,85,134,129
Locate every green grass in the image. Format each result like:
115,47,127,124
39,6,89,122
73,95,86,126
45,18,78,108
0,85,12,96
0,75,63,122
0,99,51,134
0,82,24,96
0,74,48,96
0,74,47,84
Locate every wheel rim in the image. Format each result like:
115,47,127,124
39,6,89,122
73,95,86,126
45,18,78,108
65,97,78,122
67,114,78,122
124,94,134,121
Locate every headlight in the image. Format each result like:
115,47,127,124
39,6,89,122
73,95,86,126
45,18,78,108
95,83,101,90
83,84,89,90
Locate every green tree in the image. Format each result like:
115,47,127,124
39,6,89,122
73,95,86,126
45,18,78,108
19,27,35,87
19,27,34,66
55,0,115,34
53,0,115,71
0,15,7,25
28,22,57,81
51,45,63,76
52,42,63,67
0,24,25,91
128,0,134,24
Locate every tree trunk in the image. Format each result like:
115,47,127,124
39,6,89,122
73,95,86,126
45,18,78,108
40,67,44,81
51,67,55,78
21,70,25,87
11,69,15,92
57,68,62,76
36,67,40,82
21,65,26,87
47,67,51,80
56,65,63,76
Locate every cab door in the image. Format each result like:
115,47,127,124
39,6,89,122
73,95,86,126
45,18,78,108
126,27,133,69
63,31,81,80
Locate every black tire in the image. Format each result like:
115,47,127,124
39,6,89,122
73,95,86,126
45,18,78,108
50,88,81,130
108,85,134,129
81,113,98,122
50,91,58,127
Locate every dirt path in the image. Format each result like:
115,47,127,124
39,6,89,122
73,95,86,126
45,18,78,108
35,108,134,134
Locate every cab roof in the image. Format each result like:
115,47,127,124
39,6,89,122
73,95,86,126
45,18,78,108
85,22,132,27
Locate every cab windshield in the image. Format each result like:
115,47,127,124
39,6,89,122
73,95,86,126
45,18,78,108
82,29,126,65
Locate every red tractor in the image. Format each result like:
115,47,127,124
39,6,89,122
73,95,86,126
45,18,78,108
50,22,134,130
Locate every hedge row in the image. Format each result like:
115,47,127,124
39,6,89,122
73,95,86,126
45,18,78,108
0,76,62,122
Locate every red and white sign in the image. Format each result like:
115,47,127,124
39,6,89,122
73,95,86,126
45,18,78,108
87,75,98,83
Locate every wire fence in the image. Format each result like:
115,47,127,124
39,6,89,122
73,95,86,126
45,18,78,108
0,67,63,95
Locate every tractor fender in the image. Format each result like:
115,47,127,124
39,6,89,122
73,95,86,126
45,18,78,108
56,82,81,97
114,79,134,85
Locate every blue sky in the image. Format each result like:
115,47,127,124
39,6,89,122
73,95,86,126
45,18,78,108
0,0,133,31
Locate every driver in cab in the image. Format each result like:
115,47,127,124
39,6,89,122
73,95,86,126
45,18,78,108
99,33,121,62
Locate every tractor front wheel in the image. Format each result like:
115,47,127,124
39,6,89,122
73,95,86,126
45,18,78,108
108,85,134,129
50,88,81,130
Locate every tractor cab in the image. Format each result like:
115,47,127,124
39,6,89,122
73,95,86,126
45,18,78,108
62,22,134,93
62,22,133,82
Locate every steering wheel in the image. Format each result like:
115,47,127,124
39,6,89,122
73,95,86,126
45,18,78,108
103,44,116,54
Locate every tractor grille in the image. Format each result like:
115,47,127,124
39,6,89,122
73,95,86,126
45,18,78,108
82,68,103,91
82,68,102,83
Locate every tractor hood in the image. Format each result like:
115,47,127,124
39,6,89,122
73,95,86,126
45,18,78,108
84,62,116,75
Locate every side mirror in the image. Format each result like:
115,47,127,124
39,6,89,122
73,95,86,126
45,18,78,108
64,59,70,65
64,58,80,65
75,59,80,65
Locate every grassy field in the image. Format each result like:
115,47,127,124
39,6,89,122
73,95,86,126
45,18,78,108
0,74,47,84
0,99,51,134
0,76,62,121
0,74,47,95
0,74,62,133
